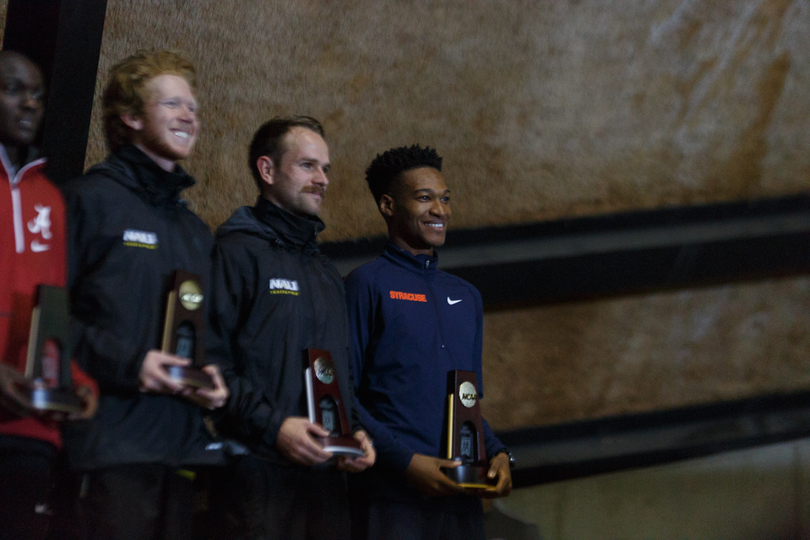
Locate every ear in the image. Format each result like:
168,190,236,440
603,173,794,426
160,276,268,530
379,193,394,218
120,113,143,131
256,156,275,187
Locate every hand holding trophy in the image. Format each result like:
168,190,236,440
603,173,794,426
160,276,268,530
155,270,229,409
441,370,498,493
160,270,215,390
1,285,91,420
304,349,365,458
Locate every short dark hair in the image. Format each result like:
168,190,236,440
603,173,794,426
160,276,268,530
364,145,443,203
248,116,325,190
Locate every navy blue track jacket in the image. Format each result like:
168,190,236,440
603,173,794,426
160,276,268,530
344,242,504,479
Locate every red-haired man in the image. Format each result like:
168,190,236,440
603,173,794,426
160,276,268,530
61,50,228,540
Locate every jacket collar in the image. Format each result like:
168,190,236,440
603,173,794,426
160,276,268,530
382,241,439,274
0,143,45,183
103,145,195,206
253,196,325,250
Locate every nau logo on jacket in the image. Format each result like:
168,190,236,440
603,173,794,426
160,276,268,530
123,229,159,249
269,278,299,296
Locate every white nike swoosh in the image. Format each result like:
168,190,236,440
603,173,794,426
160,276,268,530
35,503,51,515
447,297,462,305
30,240,50,252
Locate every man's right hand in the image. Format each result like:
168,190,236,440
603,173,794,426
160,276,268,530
138,350,189,394
0,363,32,415
405,453,465,497
1,364,99,422
276,416,333,466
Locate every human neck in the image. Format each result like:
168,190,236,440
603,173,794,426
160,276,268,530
389,235,434,258
133,143,176,172
3,143,26,171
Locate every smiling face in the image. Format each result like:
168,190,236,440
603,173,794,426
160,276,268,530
381,166,451,256
0,53,44,150
258,126,331,217
123,73,198,171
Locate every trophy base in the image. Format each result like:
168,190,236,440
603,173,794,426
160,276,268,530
442,463,498,491
23,387,84,413
320,435,365,458
166,366,215,390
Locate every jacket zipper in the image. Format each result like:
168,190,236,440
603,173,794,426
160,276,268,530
4,150,47,254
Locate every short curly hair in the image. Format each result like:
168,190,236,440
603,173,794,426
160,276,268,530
364,145,443,204
103,50,196,152
248,116,325,191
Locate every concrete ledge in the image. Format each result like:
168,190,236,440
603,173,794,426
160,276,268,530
497,390,810,487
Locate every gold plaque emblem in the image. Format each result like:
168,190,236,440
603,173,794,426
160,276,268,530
314,356,335,385
459,381,477,408
178,280,203,311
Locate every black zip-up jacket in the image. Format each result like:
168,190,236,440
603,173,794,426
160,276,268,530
60,145,222,470
207,197,359,464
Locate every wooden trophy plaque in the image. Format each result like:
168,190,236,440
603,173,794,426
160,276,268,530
441,370,497,490
305,349,364,458
23,285,83,412
161,270,214,389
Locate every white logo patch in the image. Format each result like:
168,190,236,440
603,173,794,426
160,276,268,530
30,239,50,253
28,204,52,239
447,297,462,305
122,229,159,249
269,278,300,296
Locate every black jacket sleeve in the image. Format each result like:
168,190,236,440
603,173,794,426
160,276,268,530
63,180,146,392
207,241,286,451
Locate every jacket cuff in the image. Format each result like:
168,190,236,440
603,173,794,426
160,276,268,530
261,409,286,450
383,447,415,477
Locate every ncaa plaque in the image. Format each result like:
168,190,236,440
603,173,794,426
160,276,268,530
304,348,364,458
161,270,214,389
441,370,496,490
22,285,83,412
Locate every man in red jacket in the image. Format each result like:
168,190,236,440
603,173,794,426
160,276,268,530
0,50,98,540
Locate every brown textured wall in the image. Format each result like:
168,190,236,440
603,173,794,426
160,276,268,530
0,1,7,46
480,277,810,430
86,1,810,430
88,0,810,240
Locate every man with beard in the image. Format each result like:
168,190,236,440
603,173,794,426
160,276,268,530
60,50,228,540
207,116,374,540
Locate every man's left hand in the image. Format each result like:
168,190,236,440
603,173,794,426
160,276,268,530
337,429,376,473
480,452,512,498
66,383,99,421
182,364,229,410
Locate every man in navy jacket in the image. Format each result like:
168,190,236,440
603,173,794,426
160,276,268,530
344,145,512,540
